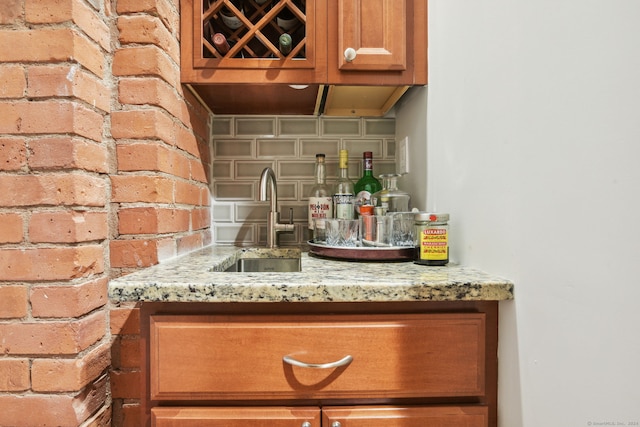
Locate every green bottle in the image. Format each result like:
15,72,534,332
354,151,382,215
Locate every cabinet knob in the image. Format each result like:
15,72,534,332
331,422,342,427
301,423,312,427
344,47,357,62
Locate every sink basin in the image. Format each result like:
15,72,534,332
222,248,301,273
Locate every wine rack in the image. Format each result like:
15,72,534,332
202,0,308,61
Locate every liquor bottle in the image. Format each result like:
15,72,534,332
354,151,382,215
333,149,355,219
308,154,333,241
220,0,244,30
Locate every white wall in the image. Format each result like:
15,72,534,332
398,1,640,426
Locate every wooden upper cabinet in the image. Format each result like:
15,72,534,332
335,0,407,71
180,0,427,85
327,0,427,85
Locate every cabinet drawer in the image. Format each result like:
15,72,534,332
323,405,488,427
152,407,320,427
150,313,486,401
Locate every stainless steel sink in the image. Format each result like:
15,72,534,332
222,248,301,272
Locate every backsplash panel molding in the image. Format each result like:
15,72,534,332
211,115,397,246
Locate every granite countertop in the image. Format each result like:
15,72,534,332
108,246,514,303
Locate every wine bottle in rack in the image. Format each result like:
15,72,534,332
276,0,304,31
220,0,244,30
278,33,292,55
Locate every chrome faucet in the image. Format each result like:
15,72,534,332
259,167,294,248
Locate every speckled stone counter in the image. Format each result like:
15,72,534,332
108,246,514,303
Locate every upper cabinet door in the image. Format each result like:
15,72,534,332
337,0,406,71
327,0,427,85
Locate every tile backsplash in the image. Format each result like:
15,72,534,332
211,115,397,246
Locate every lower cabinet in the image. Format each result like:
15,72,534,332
152,405,488,427
141,302,499,427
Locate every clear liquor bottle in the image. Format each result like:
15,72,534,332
333,149,355,219
354,151,382,215
308,154,333,241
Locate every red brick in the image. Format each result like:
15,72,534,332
27,65,110,113
0,310,106,355
0,358,30,391
175,180,206,206
0,65,26,98
112,45,178,88
0,173,106,207
0,0,23,24
110,370,141,399
0,137,27,171
117,142,172,173
110,175,174,203
117,402,142,427
111,109,175,145
0,213,23,243
177,232,204,255
117,15,179,63
29,137,109,173
32,341,111,392
116,0,179,36
156,237,177,262
0,100,104,141
0,245,104,281
109,306,140,335
30,277,108,318
118,207,189,235
115,337,141,369
25,0,111,52
0,285,28,319
191,207,211,231
118,77,188,124
29,210,108,243
0,28,103,77
190,157,209,183
184,85,211,124
110,239,159,268
0,394,85,426
175,122,201,157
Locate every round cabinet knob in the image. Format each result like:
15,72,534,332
301,422,312,427
332,422,342,427
344,47,357,62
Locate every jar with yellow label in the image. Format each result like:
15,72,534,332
414,212,449,266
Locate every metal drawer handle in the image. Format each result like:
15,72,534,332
283,354,353,369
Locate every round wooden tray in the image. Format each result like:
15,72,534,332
308,241,414,261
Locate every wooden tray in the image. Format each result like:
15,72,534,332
308,241,414,261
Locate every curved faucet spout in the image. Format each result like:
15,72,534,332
259,167,293,248
259,167,278,213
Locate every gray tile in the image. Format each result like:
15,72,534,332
257,139,297,158
236,117,275,136
279,118,318,136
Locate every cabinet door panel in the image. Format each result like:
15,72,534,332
150,313,485,401
337,0,406,71
323,405,488,427
152,407,320,427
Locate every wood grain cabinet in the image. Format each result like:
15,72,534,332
141,302,498,427
180,0,427,85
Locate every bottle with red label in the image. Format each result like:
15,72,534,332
414,212,450,266
308,154,333,241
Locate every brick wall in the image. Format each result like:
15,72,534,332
0,0,211,425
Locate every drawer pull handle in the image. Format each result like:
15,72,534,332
283,354,353,369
